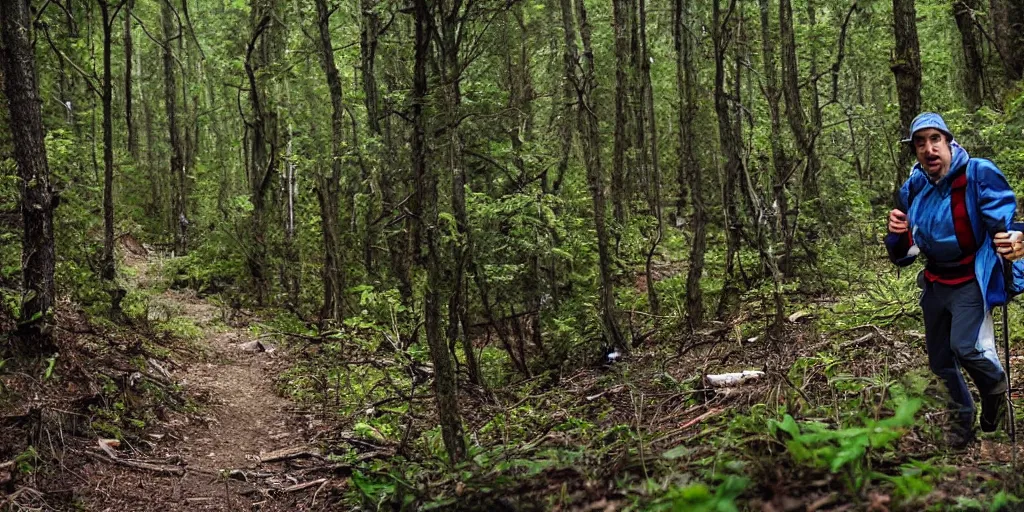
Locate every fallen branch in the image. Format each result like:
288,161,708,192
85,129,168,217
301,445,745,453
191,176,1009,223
0,460,13,471
281,478,328,493
679,407,725,429
259,447,322,464
839,332,880,351
704,371,764,388
83,450,185,476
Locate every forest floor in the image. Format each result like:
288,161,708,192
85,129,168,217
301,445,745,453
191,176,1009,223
73,257,337,511
1,248,344,511
5,247,1024,510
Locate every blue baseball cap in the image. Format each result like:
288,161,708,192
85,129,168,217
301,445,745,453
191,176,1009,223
901,112,954,143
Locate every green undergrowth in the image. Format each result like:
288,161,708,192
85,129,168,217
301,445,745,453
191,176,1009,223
258,255,1024,510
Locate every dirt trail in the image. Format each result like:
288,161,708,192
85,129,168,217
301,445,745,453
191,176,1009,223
78,257,330,511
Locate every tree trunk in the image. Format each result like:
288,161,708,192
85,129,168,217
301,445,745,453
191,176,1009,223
436,2,482,387
990,0,1024,81
99,1,116,284
758,0,792,274
779,0,819,203
244,3,280,306
758,0,789,332
414,0,466,465
314,0,346,322
611,0,632,229
890,0,922,187
713,0,742,319
953,0,983,109
566,0,626,349
1,0,58,349
124,0,137,159
674,0,706,329
637,0,662,316
162,1,187,255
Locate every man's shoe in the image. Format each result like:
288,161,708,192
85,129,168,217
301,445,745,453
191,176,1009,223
981,393,1007,433
949,427,976,449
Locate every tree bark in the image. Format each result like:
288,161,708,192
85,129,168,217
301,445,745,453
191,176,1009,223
713,0,742,319
990,0,1024,81
99,1,116,285
244,3,280,305
758,0,789,333
890,0,922,187
637,0,661,316
953,0,983,109
611,0,633,228
124,0,137,159
565,0,626,349
435,1,482,386
414,0,466,465
1,0,58,348
162,0,187,256
779,0,819,203
314,0,346,322
675,0,707,329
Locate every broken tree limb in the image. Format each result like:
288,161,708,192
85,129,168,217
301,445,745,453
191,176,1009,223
258,447,322,464
281,478,328,493
83,450,185,476
679,407,725,429
704,370,764,388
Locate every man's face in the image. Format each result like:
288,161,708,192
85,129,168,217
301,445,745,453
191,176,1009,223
912,128,952,182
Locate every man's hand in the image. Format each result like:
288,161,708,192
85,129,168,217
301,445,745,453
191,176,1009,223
888,209,908,234
994,231,1024,261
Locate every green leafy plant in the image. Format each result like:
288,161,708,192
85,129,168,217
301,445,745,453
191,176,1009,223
769,398,922,493
647,475,749,512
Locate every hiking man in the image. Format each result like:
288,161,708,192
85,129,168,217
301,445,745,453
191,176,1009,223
885,112,1024,447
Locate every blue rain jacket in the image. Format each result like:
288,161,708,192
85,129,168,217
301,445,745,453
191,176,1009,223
885,144,1024,311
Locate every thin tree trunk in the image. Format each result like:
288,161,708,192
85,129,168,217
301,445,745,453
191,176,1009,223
953,0,983,109
611,0,632,229
638,0,661,316
569,0,625,349
244,5,279,305
162,1,187,255
414,0,466,465
99,1,116,286
758,0,789,332
890,0,922,187
1,0,58,349
713,0,742,319
675,0,706,329
314,0,346,321
124,0,137,158
990,0,1024,81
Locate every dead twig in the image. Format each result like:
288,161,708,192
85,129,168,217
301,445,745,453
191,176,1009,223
280,478,328,493
83,450,185,476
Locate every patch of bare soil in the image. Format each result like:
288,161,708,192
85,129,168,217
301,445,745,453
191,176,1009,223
72,262,343,511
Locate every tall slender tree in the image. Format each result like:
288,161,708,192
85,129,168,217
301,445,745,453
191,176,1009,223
890,0,922,186
713,0,742,319
414,0,467,464
162,0,187,255
313,0,346,322
953,0,983,109
675,0,707,329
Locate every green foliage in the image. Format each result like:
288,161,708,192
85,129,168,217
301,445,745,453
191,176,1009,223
645,476,749,512
769,399,922,492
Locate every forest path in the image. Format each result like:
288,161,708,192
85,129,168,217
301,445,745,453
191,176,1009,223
78,253,331,511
